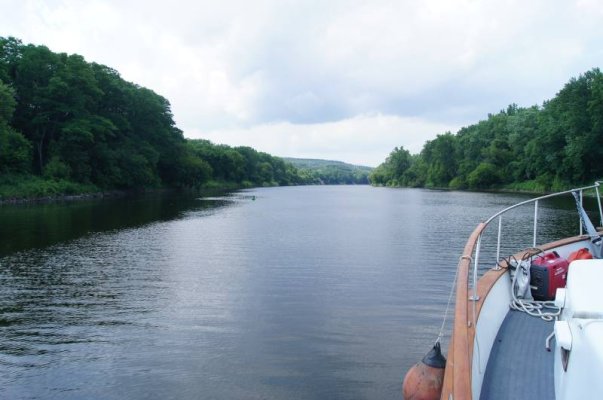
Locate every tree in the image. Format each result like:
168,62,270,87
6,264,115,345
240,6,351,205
467,162,500,189
10,44,60,172
0,80,31,173
0,36,312,192
369,146,413,186
422,133,458,187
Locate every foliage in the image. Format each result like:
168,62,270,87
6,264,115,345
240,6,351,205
0,79,32,173
187,140,310,187
467,162,500,189
371,69,603,191
284,158,372,184
0,37,315,197
0,173,97,199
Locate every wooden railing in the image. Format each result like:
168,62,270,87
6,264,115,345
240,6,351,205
440,222,485,400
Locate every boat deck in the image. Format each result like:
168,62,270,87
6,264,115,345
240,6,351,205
480,310,555,400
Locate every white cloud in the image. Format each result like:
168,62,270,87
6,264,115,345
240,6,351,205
188,113,457,167
1,0,603,165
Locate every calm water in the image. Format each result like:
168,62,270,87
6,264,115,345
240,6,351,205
0,186,591,399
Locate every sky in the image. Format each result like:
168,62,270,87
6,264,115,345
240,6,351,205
2,0,603,166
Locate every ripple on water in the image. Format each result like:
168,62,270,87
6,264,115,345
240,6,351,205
0,186,584,399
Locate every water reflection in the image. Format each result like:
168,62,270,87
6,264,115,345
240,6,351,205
0,191,232,256
0,186,596,399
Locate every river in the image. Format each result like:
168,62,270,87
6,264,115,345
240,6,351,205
0,186,589,399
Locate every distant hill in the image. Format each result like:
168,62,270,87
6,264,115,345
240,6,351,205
283,158,373,185
284,158,373,171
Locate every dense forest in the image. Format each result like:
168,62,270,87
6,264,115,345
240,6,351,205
370,68,603,192
284,158,371,184
0,37,363,200
3,37,600,198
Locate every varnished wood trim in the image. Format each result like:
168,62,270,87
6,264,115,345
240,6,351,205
440,222,485,400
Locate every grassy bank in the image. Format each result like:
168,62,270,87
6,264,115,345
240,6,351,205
500,179,573,194
0,174,100,202
0,175,281,205
372,178,600,197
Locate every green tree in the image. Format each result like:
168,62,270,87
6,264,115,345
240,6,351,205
0,80,31,173
0,36,312,194
369,146,412,186
467,162,500,189
422,133,458,187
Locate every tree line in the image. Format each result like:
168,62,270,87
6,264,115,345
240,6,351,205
370,68,603,191
284,158,371,184
0,37,364,199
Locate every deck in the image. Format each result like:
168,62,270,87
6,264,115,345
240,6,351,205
479,310,555,400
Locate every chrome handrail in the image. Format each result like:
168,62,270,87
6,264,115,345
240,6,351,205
484,182,601,226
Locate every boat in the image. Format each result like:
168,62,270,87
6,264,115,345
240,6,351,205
403,182,603,400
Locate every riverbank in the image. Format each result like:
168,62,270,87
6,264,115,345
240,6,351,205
371,179,598,196
0,190,133,205
4,173,593,206
0,174,275,206
0,174,98,204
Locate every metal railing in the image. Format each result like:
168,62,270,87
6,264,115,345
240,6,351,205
443,181,603,400
470,181,603,309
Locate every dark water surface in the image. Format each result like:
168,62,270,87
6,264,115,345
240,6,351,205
0,186,590,399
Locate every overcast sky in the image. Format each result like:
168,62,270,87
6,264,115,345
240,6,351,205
2,0,603,166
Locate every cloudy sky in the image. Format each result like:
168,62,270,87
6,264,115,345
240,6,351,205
2,0,603,166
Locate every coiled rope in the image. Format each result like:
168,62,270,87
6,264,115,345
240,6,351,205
505,252,561,321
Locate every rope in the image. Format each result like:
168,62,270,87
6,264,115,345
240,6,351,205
508,253,561,321
509,298,560,321
436,255,470,344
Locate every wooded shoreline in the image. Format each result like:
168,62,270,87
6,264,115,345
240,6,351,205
370,69,603,191
3,37,601,199
0,37,370,201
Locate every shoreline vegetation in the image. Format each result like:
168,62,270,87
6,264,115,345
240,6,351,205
369,69,603,193
0,173,370,205
0,37,371,204
2,37,601,203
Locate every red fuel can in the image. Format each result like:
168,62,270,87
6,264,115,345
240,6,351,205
567,247,593,263
530,251,569,301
